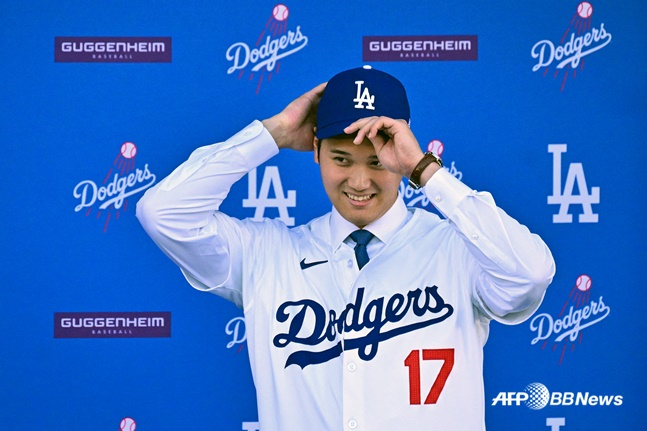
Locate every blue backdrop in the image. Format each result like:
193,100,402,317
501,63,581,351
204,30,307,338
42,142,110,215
2,1,645,430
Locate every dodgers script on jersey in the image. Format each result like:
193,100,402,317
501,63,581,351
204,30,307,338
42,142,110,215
137,121,554,431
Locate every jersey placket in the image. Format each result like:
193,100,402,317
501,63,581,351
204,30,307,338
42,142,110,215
336,242,369,431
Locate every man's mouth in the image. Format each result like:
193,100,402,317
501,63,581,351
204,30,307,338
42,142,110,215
345,192,375,202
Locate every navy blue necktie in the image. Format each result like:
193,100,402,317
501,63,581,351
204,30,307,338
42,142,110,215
349,229,374,270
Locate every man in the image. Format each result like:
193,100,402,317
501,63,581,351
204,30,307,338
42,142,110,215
137,66,555,431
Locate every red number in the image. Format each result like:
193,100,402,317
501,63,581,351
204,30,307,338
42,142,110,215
404,348,454,405
404,350,422,404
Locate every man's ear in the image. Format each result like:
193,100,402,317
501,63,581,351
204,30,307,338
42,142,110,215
313,137,320,164
313,127,320,164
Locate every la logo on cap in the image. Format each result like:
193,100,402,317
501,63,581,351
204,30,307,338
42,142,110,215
353,81,375,110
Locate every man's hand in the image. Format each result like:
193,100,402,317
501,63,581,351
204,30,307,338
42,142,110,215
344,116,429,179
262,83,327,151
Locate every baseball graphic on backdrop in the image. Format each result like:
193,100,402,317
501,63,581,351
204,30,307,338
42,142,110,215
575,274,592,292
119,417,136,431
577,2,593,18
426,139,445,157
273,4,289,21
120,142,137,159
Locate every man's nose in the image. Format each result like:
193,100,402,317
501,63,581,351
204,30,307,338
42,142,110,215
348,166,371,191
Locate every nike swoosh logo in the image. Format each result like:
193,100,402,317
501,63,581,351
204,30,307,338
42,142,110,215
300,258,328,270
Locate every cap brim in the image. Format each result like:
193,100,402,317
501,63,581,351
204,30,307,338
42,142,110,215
316,119,356,140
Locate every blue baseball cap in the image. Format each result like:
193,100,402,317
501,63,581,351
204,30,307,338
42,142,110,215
316,65,410,140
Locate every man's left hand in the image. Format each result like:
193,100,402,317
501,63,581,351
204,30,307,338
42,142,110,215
344,116,425,178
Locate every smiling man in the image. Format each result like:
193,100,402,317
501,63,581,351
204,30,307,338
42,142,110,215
315,134,402,228
137,66,555,431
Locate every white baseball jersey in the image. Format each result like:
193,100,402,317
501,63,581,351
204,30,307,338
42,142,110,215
137,121,555,431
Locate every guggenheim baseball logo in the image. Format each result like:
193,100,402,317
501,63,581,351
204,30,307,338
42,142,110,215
492,382,622,409
363,35,477,62
55,37,171,62
54,312,171,338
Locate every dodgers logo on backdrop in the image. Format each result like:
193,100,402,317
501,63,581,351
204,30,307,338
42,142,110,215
73,142,157,232
529,274,610,365
491,382,623,408
225,316,247,353
548,144,599,223
546,418,566,431
225,4,308,93
243,166,296,226
531,2,612,91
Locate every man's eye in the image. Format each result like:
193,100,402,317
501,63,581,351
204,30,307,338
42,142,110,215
333,157,348,164
371,160,383,167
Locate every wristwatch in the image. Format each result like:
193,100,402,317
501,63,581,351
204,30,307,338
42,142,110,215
407,152,443,190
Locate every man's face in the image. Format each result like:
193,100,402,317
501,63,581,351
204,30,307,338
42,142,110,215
314,136,402,228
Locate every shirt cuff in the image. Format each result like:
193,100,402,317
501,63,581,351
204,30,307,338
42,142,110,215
228,120,280,168
423,167,473,218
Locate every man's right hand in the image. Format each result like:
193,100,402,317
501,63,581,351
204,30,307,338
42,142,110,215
262,82,326,151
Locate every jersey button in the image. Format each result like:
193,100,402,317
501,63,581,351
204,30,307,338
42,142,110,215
348,419,358,429
347,362,357,372
347,259,353,268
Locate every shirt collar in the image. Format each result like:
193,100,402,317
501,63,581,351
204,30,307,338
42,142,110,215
330,193,409,251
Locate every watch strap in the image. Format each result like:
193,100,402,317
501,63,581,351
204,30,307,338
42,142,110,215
408,152,443,189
